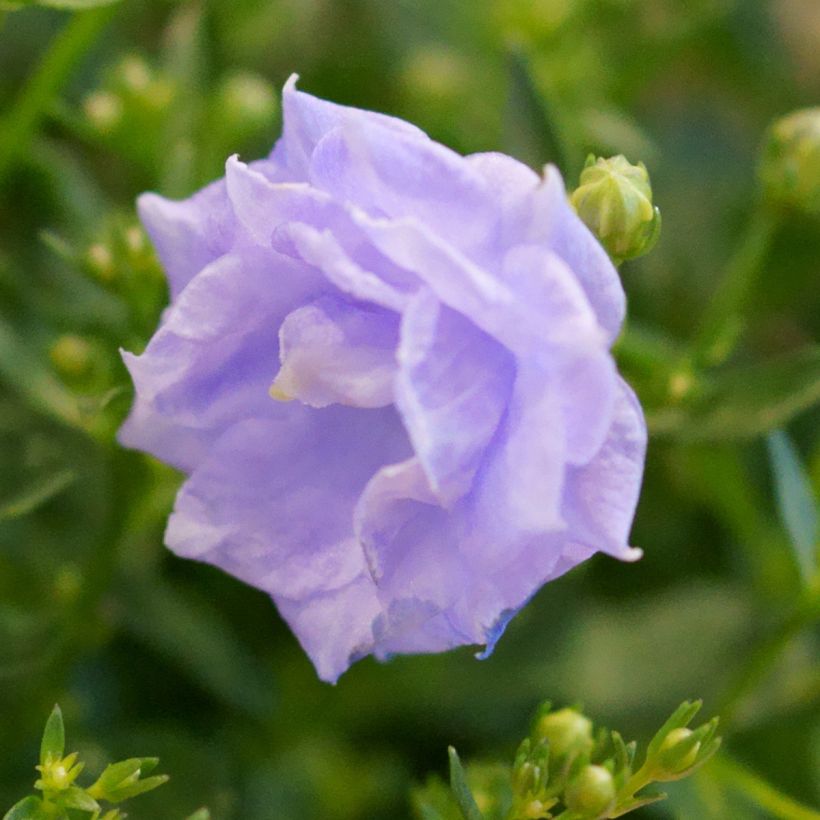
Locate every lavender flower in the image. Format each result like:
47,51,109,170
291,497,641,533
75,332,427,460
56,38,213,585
119,75,647,682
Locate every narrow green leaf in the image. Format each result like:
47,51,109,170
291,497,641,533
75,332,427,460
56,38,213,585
0,470,76,521
2,796,51,820
185,810,211,820
106,774,169,803
447,747,484,820
40,704,65,765
0,6,117,187
504,47,574,175
649,347,820,441
711,756,820,820
767,430,818,584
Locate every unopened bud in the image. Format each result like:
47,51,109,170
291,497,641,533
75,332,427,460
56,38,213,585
83,91,123,134
760,107,820,217
657,727,700,775
564,765,616,817
571,154,661,263
50,335,94,381
85,243,115,282
534,708,593,759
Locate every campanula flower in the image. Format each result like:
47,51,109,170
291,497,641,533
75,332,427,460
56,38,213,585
120,75,647,682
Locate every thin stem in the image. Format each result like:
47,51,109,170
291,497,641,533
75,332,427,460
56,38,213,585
691,205,779,368
0,6,117,189
718,586,820,728
710,757,820,820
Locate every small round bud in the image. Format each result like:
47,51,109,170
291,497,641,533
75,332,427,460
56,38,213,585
83,91,123,134
534,708,593,759
657,727,700,775
85,243,115,282
571,154,661,263
216,72,277,140
118,55,152,93
50,335,93,381
759,107,820,217
564,765,616,817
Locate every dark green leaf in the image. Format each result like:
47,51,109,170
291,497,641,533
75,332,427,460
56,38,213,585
767,430,818,584
648,347,820,441
447,747,483,820
40,704,65,766
504,47,573,174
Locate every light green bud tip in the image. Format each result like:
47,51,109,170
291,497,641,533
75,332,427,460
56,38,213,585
760,107,820,217
564,765,616,817
571,154,661,263
657,727,700,774
534,708,593,758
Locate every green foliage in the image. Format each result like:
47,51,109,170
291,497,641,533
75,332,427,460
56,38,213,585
3,705,170,820
1,1,819,818
417,701,721,820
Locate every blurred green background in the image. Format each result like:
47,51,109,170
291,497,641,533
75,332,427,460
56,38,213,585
0,0,818,817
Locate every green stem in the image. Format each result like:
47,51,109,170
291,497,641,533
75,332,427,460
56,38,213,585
691,205,779,367
710,757,820,820
718,586,820,728
0,6,117,189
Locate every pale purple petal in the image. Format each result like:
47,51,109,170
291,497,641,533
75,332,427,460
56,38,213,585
395,289,514,506
165,405,411,682
563,378,647,560
272,294,399,408
513,167,627,341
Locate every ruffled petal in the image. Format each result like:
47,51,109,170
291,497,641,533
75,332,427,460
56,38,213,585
513,167,626,342
276,74,426,177
138,180,236,299
165,404,412,682
118,243,325,472
562,377,647,560
309,124,499,259
272,293,399,408
395,289,514,506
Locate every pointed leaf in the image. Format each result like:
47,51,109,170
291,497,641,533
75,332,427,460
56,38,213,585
504,47,572,174
40,704,65,765
767,430,818,585
2,797,52,820
60,786,99,812
447,747,484,820
106,774,169,803
0,470,76,522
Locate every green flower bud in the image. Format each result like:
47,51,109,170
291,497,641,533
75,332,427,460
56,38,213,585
50,335,94,381
534,708,593,759
35,752,84,793
760,107,820,217
564,765,616,817
656,727,700,775
571,154,661,263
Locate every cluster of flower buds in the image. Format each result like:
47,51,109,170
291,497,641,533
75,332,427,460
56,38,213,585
425,700,720,820
759,107,820,218
3,705,180,820
570,154,661,265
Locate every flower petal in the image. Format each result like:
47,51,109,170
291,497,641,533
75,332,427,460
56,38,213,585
395,289,514,506
272,293,399,408
562,377,647,560
514,167,626,341
309,124,499,258
138,180,236,299
165,404,411,682
276,74,425,177
118,243,324,472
